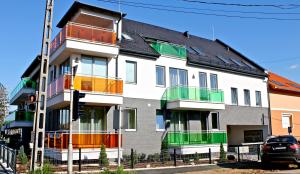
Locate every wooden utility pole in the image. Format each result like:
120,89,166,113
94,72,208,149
30,0,54,171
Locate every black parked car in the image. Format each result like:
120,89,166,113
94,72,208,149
261,135,300,167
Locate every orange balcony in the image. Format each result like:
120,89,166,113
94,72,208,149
50,22,117,55
46,131,121,149
47,74,123,98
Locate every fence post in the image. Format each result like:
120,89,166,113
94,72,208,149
257,144,260,161
237,145,240,162
79,148,81,172
130,148,134,169
6,147,9,168
209,148,212,164
173,148,177,167
14,149,17,174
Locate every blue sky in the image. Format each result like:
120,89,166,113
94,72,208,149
0,0,300,93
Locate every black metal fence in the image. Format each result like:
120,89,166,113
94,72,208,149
227,143,263,162
0,144,17,174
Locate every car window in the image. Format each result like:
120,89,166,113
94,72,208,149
267,136,297,144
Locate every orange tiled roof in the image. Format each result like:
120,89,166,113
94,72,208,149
268,72,300,94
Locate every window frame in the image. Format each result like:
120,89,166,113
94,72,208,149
282,113,293,128
155,65,166,87
255,91,262,107
210,73,218,90
231,87,238,105
80,55,108,77
199,72,207,89
124,108,137,131
211,112,220,130
244,89,251,106
156,110,165,131
169,67,188,87
125,61,137,84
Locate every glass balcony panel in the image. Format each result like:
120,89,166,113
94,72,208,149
150,41,187,59
10,78,36,100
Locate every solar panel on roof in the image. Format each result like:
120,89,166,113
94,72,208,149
271,80,285,86
288,83,300,89
191,47,206,56
186,47,197,54
230,58,246,67
242,61,256,69
216,55,230,64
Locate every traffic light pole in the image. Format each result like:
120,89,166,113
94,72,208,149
68,65,74,174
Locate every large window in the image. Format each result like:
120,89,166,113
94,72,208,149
126,61,137,84
59,58,70,75
210,74,218,90
156,66,165,87
282,114,292,128
169,68,188,87
79,107,107,132
231,88,238,105
199,72,207,88
244,89,251,106
124,108,137,131
80,56,107,77
211,112,219,130
255,91,262,106
156,110,165,131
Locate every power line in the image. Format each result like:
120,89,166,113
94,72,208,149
180,0,300,10
98,0,300,21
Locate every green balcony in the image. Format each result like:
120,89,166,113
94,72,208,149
164,131,227,146
10,78,36,103
5,111,34,123
150,41,187,59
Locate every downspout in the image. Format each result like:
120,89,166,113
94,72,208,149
266,72,272,136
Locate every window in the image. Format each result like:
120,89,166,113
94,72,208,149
210,74,218,90
244,89,251,106
59,58,70,75
124,108,137,130
156,110,165,131
122,33,133,41
80,56,107,77
282,114,292,128
231,88,238,105
126,61,137,84
199,72,207,88
211,112,219,130
156,66,165,87
244,130,263,143
255,91,262,106
169,68,188,87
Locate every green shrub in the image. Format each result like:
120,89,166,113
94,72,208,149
138,153,146,162
219,142,226,162
160,141,170,163
26,161,53,174
147,153,160,162
99,144,109,168
18,146,28,165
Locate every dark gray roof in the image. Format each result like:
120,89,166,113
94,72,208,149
121,19,266,78
22,55,40,78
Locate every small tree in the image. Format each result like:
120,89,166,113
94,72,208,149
18,146,28,165
219,142,226,162
160,140,170,163
99,144,109,168
194,152,200,162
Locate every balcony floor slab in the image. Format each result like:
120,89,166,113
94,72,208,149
167,100,225,110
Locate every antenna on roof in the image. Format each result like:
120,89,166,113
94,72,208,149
212,24,215,40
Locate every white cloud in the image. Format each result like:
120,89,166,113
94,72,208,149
289,64,299,70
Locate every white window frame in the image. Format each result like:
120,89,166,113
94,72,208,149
231,87,238,105
124,108,137,131
255,91,262,107
244,89,251,106
156,110,165,131
125,61,137,84
282,113,293,128
155,65,166,87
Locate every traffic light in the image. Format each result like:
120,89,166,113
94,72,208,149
73,90,85,121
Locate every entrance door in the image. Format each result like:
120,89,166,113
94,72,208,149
200,112,208,143
170,111,189,145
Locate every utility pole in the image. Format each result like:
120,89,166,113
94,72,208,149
30,0,54,171
117,106,122,166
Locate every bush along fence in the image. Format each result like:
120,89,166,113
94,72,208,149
0,144,17,174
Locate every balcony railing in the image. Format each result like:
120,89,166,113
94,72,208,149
150,41,187,59
10,78,36,100
47,74,123,98
161,86,224,107
50,22,117,54
46,131,121,149
5,111,34,123
164,131,227,146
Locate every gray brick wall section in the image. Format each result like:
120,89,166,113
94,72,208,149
107,97,164,155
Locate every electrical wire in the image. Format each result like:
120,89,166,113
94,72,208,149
97,0,300,21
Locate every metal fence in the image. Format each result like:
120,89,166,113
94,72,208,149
227,143,263,162
0,144,17,174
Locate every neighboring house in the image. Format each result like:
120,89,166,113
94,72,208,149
10,2,270,161
268,72,300,138
3,56,40,151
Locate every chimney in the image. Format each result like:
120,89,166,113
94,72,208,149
183,31,189,38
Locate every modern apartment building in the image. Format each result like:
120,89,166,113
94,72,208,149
6,2,270,161
3,56,40,151
268,72,300,138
